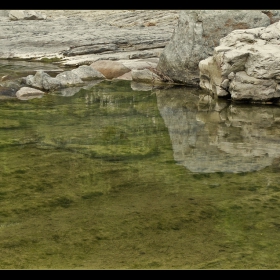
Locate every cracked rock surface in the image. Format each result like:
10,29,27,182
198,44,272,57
199,21,280,102
156,10,280,86
0,10,179,66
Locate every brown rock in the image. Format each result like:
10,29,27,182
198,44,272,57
144,21,156,27
113,72,132,81
90,60,130,79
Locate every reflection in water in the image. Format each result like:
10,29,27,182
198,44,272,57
156,87,280,173
0,60,65,81
57,80,104,97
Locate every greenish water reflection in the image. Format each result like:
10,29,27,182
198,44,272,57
0,59,65,79
0,78,280,269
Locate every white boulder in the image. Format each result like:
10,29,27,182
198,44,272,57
199,21,280,102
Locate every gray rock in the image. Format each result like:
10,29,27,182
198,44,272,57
16,87,45,100
131,69,163,84
25,75,35,87
156,10,278,86
42,76,62,91
71,65,105,80
25,70,62,91
56,71,84,86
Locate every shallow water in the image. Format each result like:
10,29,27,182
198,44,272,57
0,59,65,79
1,62,280,269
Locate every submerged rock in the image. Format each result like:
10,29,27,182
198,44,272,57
16,87,45,100
0,87,17,98
1,79,21,90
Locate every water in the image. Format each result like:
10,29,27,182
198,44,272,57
1,61,280,269
0,59,65,80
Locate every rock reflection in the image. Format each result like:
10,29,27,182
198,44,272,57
0,59,64,79
156,87,280,173
56,80,103,96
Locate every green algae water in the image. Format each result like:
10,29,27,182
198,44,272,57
1,63,280,269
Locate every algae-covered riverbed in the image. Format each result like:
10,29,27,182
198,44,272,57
1,61,280,269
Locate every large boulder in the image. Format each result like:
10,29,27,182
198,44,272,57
156,10,279,86
199,21,280,102
90,60,131,79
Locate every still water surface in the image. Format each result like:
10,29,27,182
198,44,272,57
0,61,280,269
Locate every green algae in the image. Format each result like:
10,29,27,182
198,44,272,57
0,80,280,269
